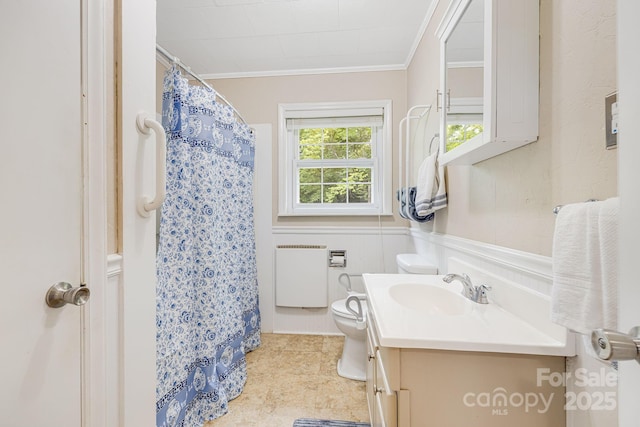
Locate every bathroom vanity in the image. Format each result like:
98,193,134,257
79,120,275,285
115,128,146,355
363,271,574,427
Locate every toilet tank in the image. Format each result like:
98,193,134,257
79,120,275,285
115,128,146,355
396,253,438,274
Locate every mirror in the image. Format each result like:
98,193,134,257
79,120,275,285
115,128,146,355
437,0,539,165
443,0,484,153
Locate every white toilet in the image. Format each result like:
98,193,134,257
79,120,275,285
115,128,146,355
331,254,437,381
331,293,368,381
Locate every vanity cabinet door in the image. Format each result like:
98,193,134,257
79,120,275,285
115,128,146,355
367,313,398,427
375,352,397,427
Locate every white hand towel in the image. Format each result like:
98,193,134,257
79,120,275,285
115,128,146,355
415,152,447,217
551,198,619,335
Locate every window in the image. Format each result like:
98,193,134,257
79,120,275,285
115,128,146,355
278,101,392,216
445,97,484,152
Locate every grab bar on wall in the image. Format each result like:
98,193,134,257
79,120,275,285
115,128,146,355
136,112,166,217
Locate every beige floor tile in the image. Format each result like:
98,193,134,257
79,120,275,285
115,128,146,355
315,376,367,410
205,333,369,427
319,348,342,376
322,335,345,354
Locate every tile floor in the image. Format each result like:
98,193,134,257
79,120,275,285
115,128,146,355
205,333,370,427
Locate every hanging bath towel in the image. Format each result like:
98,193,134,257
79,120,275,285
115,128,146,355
397,186,434,222
155,66,261,427
415,151,447,217
551,198,619,335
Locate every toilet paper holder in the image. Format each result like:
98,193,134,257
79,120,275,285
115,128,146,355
329,250,347,268
591,327,640,364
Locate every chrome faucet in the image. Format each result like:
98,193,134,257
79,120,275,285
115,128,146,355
442,273,491,304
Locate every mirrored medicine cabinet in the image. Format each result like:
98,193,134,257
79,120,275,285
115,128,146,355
436,0,540,165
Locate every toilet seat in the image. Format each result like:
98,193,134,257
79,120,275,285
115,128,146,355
331,298,367,320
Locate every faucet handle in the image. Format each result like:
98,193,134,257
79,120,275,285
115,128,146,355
477,284,491,304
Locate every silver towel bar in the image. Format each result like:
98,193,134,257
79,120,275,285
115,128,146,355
553,199,599,215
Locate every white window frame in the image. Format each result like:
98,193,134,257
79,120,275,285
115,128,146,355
278,100,393,216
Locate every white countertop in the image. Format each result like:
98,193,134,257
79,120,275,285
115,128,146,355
363,273,575,356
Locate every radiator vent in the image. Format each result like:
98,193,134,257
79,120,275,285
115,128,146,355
275,245,328,308
276,244,327,249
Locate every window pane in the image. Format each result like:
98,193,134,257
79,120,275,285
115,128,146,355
299,184,322,203
323,128,347,143
299,143,322,160
323,184,347,203
348,143,371,159
347,127,371,143
348,184,371,203
324,143,347,160
299,168,321,184
348,167,371,183
323,167,346,183
299,128,323,144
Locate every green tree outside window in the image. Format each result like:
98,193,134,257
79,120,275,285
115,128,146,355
297,126,373,204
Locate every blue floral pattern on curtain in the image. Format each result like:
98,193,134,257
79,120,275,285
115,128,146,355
156,66,261,427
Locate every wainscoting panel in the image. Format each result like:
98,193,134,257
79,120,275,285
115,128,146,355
409,228,554,296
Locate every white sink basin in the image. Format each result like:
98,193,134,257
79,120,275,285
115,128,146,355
388,283,471,315
363,273,575,356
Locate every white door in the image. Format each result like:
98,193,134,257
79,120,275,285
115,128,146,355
0,0,158,425
0,2,84,426
617,1,640,424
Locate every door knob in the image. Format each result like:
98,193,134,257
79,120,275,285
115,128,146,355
591,327,640,364
45,282,90,308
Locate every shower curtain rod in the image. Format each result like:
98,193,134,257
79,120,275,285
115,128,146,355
156,44,250,126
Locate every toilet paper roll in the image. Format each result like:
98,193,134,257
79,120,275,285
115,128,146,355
330,255,345,267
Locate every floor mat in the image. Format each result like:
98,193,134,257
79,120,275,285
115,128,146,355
292,419,370,427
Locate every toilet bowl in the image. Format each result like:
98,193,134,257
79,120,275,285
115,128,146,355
331,294,368,381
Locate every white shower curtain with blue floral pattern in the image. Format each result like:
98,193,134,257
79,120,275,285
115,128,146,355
156,66,261,427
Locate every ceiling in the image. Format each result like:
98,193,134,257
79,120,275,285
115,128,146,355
156,0,437,79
